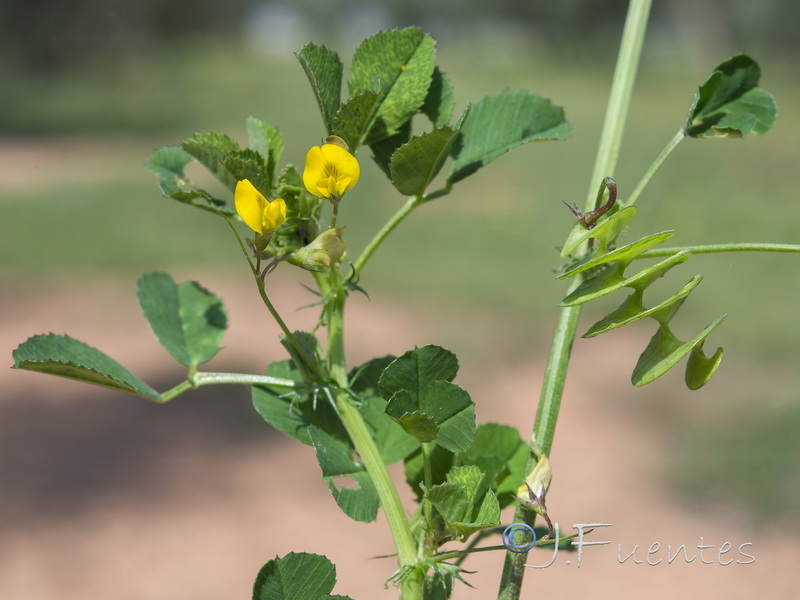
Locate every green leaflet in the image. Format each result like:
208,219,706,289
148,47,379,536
685,54,777,138
145,145,231,215
424,465,501,540
458,423,529,508
309,426,380,523
296,43,343,133
13,334,159,401
137,272,227,368
421,66,455,127
181,132,240,191
350,27,437,145
246,116,284,192
379,345,475,452
449,90,571,183
330,90,380,151
389,126,458,196
252,552,354,600
251,360,349,447
349,356,420,465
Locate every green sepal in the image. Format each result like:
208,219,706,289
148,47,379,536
632,315,727,387
379,345,475,452
252,552,354,600
308,426,380,523
296,43,343,133
12,334,160,401
251,360,349,447
685,54,777,138
136,272,227,368
560,206,638,258
390,126,458,196
181,132,240,191
448,90,571,184
350,27,436,145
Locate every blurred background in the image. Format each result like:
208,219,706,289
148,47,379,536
2,0,799,598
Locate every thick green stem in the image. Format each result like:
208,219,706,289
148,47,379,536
334,392,423,598
323,268,423,599
624,129,685,207
498,1,652,598
584,0,653,207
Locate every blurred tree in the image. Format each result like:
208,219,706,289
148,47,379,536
1,0,796,74
0,0,252,72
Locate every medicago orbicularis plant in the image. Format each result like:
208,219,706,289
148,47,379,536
12,12,795,600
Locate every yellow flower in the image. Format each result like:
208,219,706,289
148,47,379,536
234,179,286,234
303,143,360,200
287,227,347,272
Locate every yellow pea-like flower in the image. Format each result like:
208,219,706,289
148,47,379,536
303,143,360,200
234,179,286,234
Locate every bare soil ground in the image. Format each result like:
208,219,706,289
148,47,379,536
2,274,798,599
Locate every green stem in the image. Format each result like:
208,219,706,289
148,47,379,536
353,195,423,277
584,0,653,209
498,1,652,598
323,268,423,599
624,129,685,207
157,372,301,403
638,242,800,258
223,219,324,382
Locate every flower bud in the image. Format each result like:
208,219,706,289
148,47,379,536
516,454,552,515
287,227,346,272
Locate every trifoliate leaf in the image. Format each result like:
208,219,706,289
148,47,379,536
252,552,354,600
685,55,777,138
